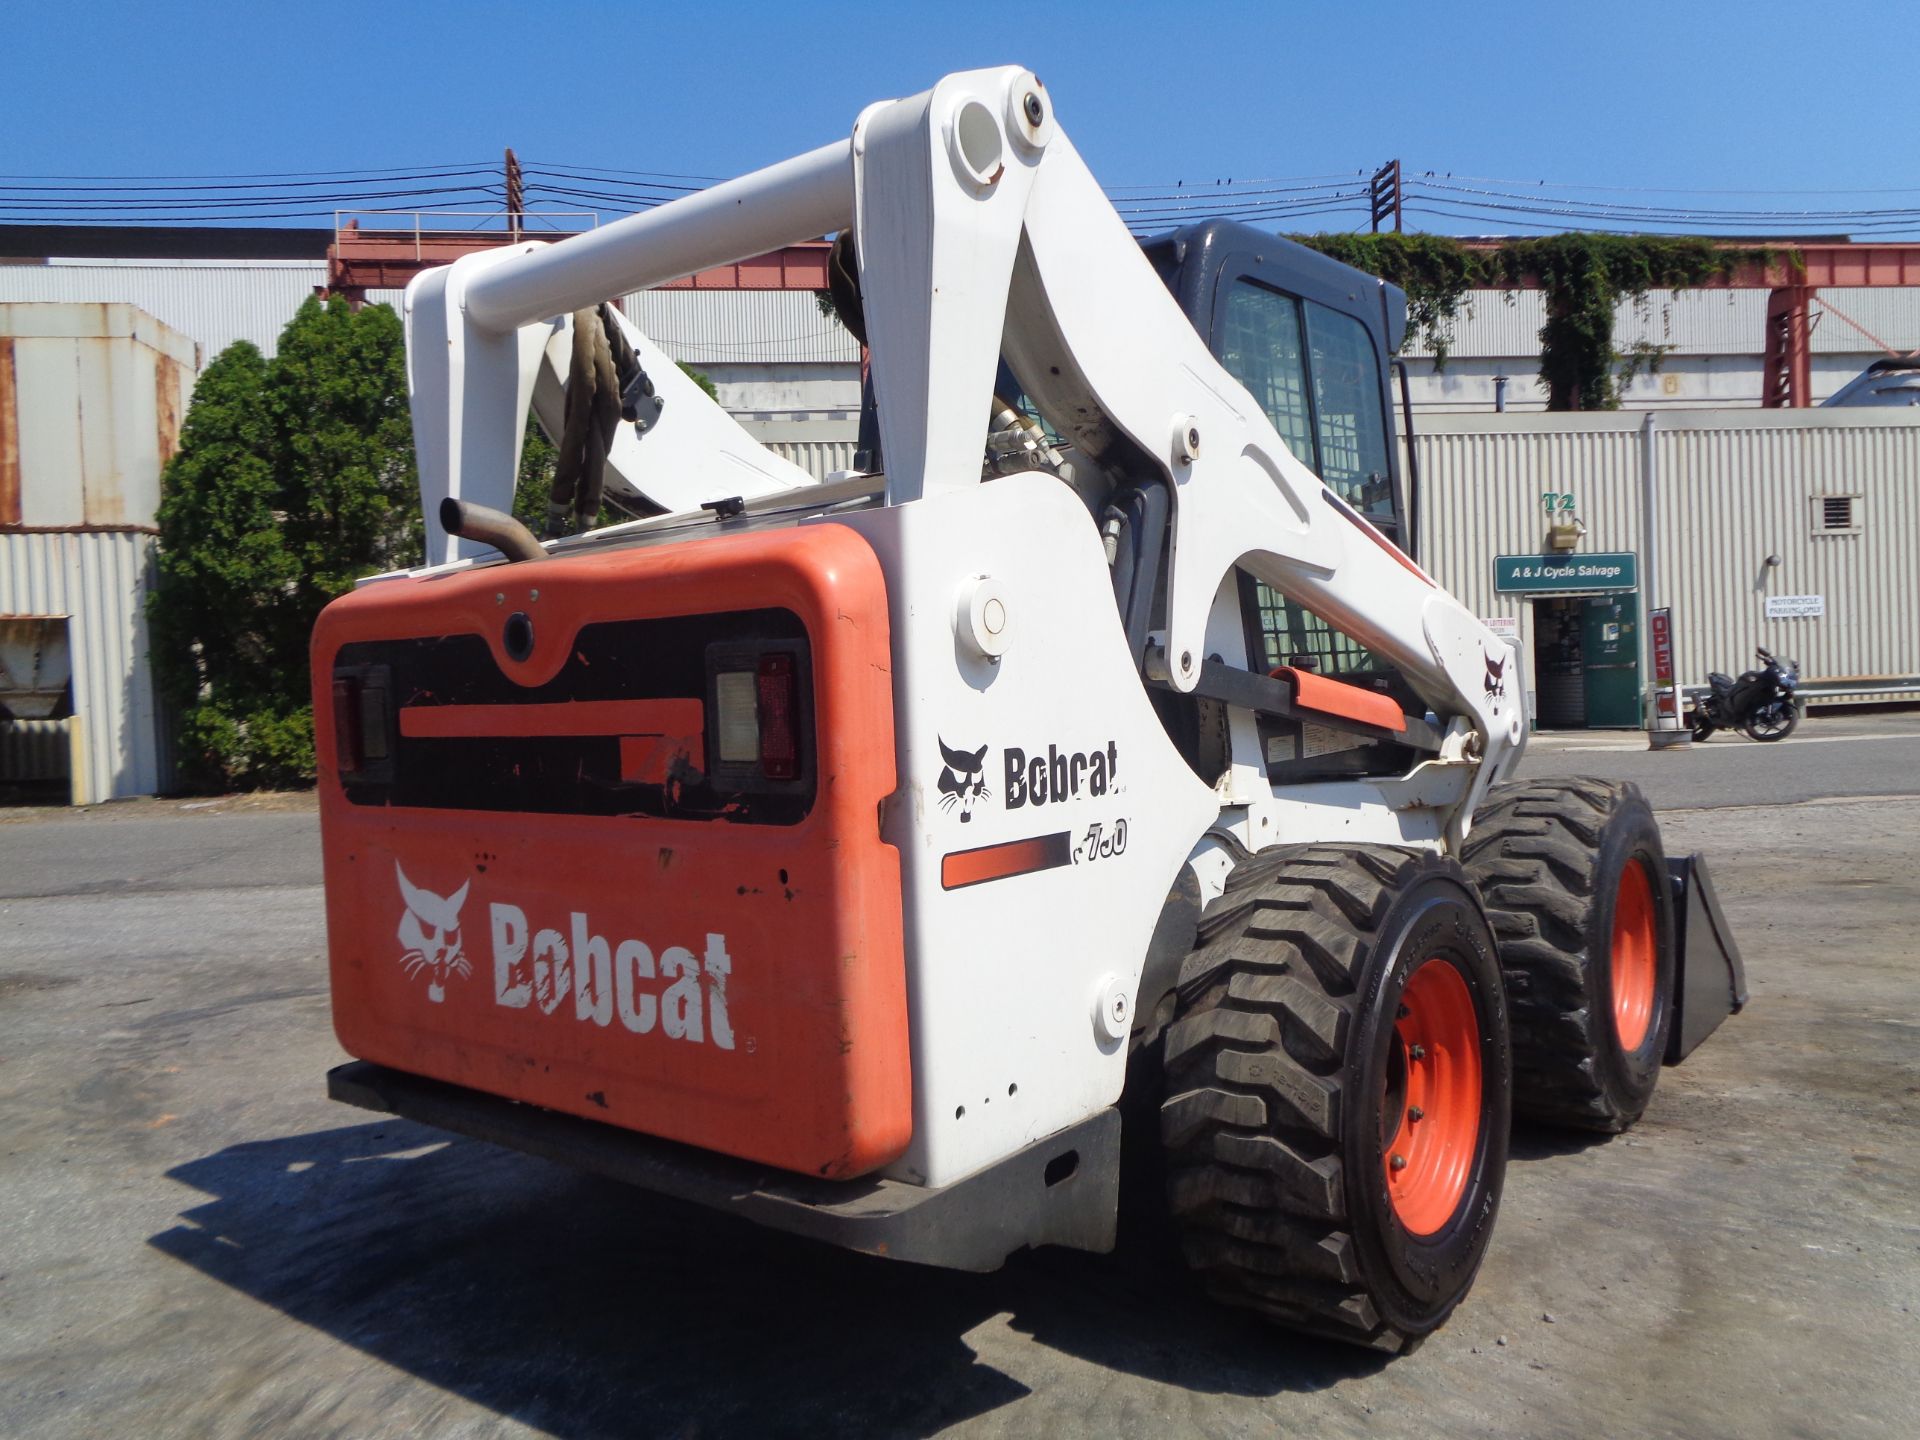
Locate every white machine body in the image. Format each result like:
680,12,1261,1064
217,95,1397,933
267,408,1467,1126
388,66,1526,1188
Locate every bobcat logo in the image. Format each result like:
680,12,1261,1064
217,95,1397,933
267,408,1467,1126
1484,650,1509,702
395,863,472,1003
936,738,991,823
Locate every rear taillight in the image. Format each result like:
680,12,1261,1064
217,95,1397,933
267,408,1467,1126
757,652,798,780
331,665,391,781
332,676,362,773
706,641,808,790
714,670,760,764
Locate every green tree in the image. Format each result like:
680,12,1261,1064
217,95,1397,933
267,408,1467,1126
152,305,716,789
149,298,416,790
147,341,308,788
269,297,420,605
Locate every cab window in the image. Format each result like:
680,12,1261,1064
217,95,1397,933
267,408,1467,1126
1220,281,1314,468
1303,301,1393,522
1247,579,1384,679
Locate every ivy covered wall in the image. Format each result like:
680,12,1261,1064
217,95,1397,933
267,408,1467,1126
1294,233,1780,409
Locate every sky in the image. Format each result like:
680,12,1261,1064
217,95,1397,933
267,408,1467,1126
9,0,1919,238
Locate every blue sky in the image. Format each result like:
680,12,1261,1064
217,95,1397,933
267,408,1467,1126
9,1,1918,237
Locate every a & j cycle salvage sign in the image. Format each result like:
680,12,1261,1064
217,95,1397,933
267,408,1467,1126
1493,552,1638,594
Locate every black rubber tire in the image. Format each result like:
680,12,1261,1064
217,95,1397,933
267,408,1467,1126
1463,778,1676,1132
1744,700,1799,743
1159,845,1511,1353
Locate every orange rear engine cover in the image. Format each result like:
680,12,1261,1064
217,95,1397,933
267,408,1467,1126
311,524,909,1179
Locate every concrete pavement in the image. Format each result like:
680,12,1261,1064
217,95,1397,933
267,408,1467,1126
1,724,1916,1438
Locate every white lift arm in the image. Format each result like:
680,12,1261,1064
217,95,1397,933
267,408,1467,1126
402,65,1524,783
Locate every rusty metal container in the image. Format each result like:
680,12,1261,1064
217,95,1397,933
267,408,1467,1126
0,303,193,799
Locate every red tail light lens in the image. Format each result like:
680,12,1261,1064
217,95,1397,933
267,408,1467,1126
331,665,391,780
757,652,799,780
332,676,363,773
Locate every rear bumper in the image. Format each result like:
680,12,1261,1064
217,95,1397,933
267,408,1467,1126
328,1060,1120,1273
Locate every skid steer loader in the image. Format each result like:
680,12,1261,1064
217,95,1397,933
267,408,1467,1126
315,66,1745,1351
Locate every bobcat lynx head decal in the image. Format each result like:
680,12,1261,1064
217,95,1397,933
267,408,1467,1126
395,862,472,1003
1484,649,1509,702
936,737,991,823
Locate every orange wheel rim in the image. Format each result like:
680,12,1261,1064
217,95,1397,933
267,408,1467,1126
1383,958,1483,1236
1611,859,1657,1050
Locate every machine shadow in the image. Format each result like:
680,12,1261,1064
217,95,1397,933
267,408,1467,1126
151,1120,1380,1438
1507,1121,1621,1163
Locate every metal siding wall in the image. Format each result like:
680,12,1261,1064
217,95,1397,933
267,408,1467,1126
1418,417,1644,622
0,717,71,782
1405,287,1919,360
765,438,859,480
1658,418,1920,694
0,530,168,799
0,263,327,362
1415,411,1920,710
620,290,860,366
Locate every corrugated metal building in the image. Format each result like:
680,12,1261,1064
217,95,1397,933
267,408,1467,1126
0,258,864,457
3,228,1915,448
1,303,191,800
0,257,406,360
1414,407,1920,726
1406,287,1920,412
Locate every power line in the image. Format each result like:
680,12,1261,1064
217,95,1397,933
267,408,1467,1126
0,157,1914,239
0,162,492,182
0,185,505,212
1408,178,1920,225
521,158,729,183
0,169,498,195
1420,172,1920,197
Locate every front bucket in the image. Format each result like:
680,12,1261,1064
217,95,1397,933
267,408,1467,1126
1664,853,1748,1065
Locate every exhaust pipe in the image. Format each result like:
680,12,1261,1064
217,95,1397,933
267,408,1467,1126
439,498,547,564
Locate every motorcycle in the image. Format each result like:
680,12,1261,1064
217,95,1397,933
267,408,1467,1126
1690,647,1801,742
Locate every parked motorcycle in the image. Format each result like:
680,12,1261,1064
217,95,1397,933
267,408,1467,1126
1690,647,1801,742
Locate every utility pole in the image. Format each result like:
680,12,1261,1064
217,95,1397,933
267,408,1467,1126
505,148,524,242
1369,159,1402,234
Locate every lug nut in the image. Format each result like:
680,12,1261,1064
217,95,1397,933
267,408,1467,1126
1396,1004,1410,1020
1410,1044,1427,1061
1389,1153,1407,1173
1409,1106,1425,1123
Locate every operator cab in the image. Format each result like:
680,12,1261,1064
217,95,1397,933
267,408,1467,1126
1142,220,1412,555
1147,222,1426,778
